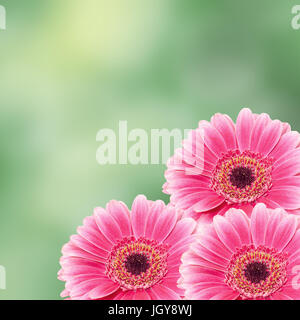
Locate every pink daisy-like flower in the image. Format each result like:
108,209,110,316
163,108,300,222
58,195,196,300
179,203,300,300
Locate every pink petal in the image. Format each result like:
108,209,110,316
185,191,225,214
196,225,232,260
160,277,183,295
275,283,300,300
165,218,196,248
236,108,254,152
271,214,297,251
183,128,218,166
225,209,251,245
119,290,136,300
250,203,269,247
89,280,120,299
106,200,132,237
213,215,242,253
285,230,300,256
192,241,229,269
94,207,122,243
180,264,224,285
264,209,284,247
272,176,300,190
272,149,300,179
270,131,300,161
131,195,149,238
70,235,108,260
61,242,106,263
187,285,237,300
79,216,112,251
150,284,181,300
167,239,194,266
151,206,177,242
199,121,227,158
211,113,237,150
256,120,282,156
70,278,101,297
133,290,151,300
267,188,300,210
144,200,165,238
270,292,293,300
250,113,271,151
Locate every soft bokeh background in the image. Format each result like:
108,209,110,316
0,0,300,299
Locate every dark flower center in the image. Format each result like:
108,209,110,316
125,253,150,276
244,262,270,284
229,166,255,189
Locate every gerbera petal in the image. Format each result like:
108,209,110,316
186,191,225,213
131,195,149,238
225,208,251,245
250,203,269,246
196,225,232,260
144,200,165,238
264,208,284,248
270,131,300,160
250,113,271,151
88,280,120,300
187,285,237,300
285,230,300,256
106,200,132,237
79,216,112,251
94,207,123,243
213,215,242,253
151,206,177,243
165,218,196,248
150,284,181,300
272,176,300,189
119,290,136,300
70,235,108,260
211,113,237,149
192,241,229,268
271,214,297,251
270,292,293,300
272,149,300,179
199,121,227,157
133,289,151,300
267,188,300,210
236,108,254,152
256,120,282,156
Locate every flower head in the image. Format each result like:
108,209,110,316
58,195,196,300
179,203,300,300
164,108,300,222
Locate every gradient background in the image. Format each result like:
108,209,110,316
0,0,300,299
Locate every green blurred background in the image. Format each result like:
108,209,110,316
0,0,300,299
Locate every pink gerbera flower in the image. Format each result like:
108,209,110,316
179,203,300,300
58,195,196,300
164,108,300,222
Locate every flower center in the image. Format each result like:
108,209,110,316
105,236,168,290
230,167,255,189
124,253,150,276
210,150,274,204
244,262,270,284
225,245,288,299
